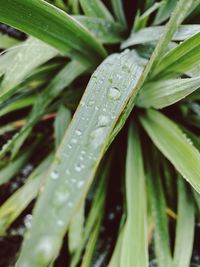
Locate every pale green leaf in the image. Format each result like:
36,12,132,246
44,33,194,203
173,177,195,267
120,123,148,267
137,76,200,109
140,109,200,193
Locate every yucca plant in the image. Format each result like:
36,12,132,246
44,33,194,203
0,0,200,266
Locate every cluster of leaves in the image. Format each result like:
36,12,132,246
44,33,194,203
0,0,200,266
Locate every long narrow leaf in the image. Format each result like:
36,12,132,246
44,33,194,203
146,149,173,267
137,76,200,109
122,25,200,48
140,109,200,193
173,177,195,267
120,123,148,267
0,0,106,66
16,49,145,267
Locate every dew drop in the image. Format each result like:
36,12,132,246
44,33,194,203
75,129,82,136
97,115,110,127
36,237,55,264
24,214,32,229
81,150,86,155
90,128,106,149
77,180,85,188
71,138,77,144
51,170,59,180
75,164,82,172
88,100,95,107
57,220,64,227
107,87,121,101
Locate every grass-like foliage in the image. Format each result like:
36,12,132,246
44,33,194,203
0,0,200,266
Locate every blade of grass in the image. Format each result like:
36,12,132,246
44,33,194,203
153,0,178,25
70,162,109,267
120,123,148,267
0,60,86,160
0,0,106,66
152,32,200,78
115,0,196,136
107,228,123,267
0,155,52,235
74,16,124,44
147,149,173,267
16,50,145,267
68,203,84,255
0,37,57,96
111,0,127,27
122,25,200,48
54,105,71,149
0,149,32,185
140,109,200,193
79,0,114,21
173,177,195,267
137,76,200,109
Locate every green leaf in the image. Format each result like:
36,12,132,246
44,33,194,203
0,37,57,97
120,123,148,267
0,149,32,185
0,0,106,66
68,203,84,254
133,2,162,32
140,109,200,193
70,163,108,267
153,0,178,25
16,50,145,267
74,16,124,44
0,155,52,235
137,76,200,109
173,177,195,267
152,32,200,78
79,0,114,21
122,25,200,48
111,0,127,27
107,228,123,267
146,149,173,267
0,60,86,160
54,105,71,149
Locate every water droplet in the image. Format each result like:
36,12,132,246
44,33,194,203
71,138,77,144
54,190,69,207
57,220,64,227
66,169,71,175
90,128,106,149
80,101,85,107
77,180,85,188
107,87,121,101
95,106,99,111
81,150,86,155
68,144,72,149
36,237,55,264
88,100,95,107
24,214,32,229
75,129,82,136
75,164,82,172
99,78,104,84
51,170,59,180
97,115,110,127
